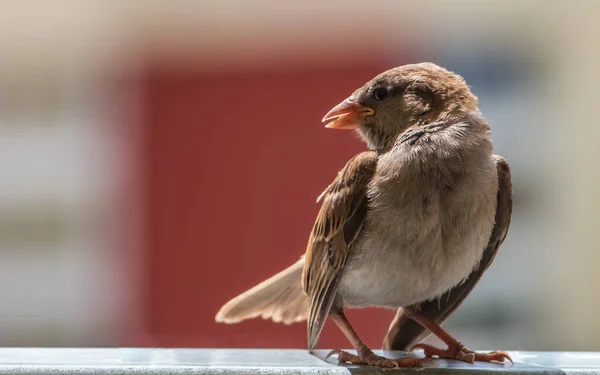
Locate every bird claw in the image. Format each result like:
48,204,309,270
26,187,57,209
325,349,344,360
475,350,514,364
410,343,513,364
327,348,434,368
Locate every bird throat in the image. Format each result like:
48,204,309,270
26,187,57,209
356,125,395,152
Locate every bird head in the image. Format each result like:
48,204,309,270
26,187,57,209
322,62,479,151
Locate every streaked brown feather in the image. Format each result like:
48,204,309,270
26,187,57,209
383,155,513,350
302,151,378,350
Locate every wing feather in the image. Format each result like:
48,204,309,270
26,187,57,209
302,151,378,350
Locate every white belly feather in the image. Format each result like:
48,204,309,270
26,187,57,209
338,145,498,309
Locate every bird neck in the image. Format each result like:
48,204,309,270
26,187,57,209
356,126,396,153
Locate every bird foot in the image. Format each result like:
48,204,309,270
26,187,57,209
410,342,513,364
326,348,435,368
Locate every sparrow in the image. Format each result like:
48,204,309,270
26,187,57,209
215,62,513,368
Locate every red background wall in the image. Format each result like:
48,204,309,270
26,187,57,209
138,58,405,349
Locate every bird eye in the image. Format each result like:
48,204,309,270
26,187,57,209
372,87,388,101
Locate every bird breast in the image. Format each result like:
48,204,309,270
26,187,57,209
338,123,498,309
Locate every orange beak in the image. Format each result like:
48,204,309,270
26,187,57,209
322,99,374,130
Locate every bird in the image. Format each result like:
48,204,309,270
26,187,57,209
215,62,513,368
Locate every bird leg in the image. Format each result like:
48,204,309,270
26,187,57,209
326,308,432,368
407,310,512,364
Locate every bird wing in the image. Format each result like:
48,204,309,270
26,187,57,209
383,155,513,350
303,151,378,351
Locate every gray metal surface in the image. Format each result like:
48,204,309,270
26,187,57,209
0,348,596,375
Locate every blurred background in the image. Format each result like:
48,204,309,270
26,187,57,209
1,0,599,351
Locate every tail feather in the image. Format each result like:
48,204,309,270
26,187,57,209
215,257,308,325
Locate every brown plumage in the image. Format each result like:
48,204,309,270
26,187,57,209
215,257,308,325
383,156,512,351
215,63,513,368
303,151,377,350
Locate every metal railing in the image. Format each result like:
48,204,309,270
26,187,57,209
0,348,596,374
